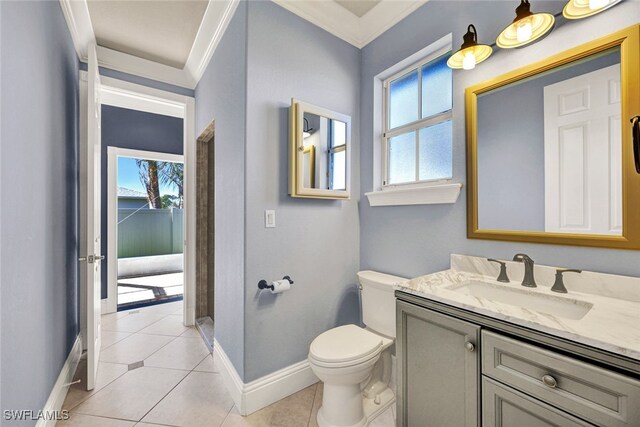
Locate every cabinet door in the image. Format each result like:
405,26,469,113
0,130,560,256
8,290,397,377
483,377,593,426
397,301,481,427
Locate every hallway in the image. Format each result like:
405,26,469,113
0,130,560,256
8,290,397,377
58,302,397,427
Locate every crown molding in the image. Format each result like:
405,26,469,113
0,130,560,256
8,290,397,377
59,0,239,89
185,0,241,85
272,0,428,48
59,0,95,61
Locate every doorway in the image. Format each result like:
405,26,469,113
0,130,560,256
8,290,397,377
108,148,185,311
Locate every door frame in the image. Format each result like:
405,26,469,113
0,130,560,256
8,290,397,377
79,70,196,327
107,147,185,313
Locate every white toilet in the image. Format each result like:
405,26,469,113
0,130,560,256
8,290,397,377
308,270,406,427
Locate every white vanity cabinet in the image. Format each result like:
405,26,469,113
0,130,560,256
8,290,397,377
396,295,640,427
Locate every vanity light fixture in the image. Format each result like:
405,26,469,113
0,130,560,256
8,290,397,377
562,0,622,19
447,25,493,70
496,0,555,48
303,118,313,139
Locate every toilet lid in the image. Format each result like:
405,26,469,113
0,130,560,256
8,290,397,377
309,325,382,364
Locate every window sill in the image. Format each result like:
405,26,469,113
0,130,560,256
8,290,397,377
365,183,462,207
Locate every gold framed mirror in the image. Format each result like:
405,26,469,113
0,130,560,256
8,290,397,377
289,99,351,199
466,25,640,249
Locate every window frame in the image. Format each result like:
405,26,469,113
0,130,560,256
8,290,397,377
382,45,453,188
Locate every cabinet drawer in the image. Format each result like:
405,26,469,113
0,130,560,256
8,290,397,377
482,331,640,427
483,376,593,426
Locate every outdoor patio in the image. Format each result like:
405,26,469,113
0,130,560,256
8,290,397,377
117,272,183,309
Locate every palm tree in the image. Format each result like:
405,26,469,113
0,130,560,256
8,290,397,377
158,162,184,208
136,159,162,209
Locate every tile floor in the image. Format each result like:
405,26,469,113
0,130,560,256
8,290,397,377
59,301,395,427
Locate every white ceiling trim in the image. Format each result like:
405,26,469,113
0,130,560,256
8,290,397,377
273,0,428,48
185,0,241,86
59,0,95,60
59,0,240,90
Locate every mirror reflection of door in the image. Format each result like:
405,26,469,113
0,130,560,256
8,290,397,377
476,48,622,236
302,112,347,190
543,64,621,235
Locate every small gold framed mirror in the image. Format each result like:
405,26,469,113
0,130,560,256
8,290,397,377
466,25,640,249
289,99,351,199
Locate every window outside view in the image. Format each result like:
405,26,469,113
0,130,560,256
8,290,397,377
385,53,453,185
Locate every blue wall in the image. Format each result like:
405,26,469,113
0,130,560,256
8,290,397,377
79,62,195,98
360,1,640,280
243,1,361,382
0,1,80,423
195,1,248,379
101,105,183,298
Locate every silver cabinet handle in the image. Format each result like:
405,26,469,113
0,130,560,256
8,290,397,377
542,374,557,388
465,342,475,352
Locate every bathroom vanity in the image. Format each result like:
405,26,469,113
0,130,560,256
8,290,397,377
395,255,640,426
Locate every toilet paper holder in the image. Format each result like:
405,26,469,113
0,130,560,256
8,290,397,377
258,276,294,291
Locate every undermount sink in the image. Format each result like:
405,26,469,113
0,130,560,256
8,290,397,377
446,280,593,320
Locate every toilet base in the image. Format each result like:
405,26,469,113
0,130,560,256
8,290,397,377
316,386,395,427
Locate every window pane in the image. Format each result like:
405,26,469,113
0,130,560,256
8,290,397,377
332,120,346,147
422,55,452,118
419,120,452,181
388,131,416,184
389,70,419,129
330,150,346,190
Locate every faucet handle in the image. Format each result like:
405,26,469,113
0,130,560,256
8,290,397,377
551,269,582,293
487,259,510,283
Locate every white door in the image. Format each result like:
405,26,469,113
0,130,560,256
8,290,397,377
543,64,622,235
85,43,103,390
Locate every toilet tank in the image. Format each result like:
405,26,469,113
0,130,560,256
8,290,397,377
357,270,407,338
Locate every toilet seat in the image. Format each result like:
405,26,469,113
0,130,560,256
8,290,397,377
309,324,383,368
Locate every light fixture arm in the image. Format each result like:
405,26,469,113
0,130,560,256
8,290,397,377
514,0,534,22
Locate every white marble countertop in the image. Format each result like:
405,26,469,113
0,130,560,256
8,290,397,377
395,255,640,362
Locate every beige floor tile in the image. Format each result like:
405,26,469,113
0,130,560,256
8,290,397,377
56,413,135,426
222,384,317,427
142,372,234,427
369,406,394,427
101,311,130,324
144,336,209,370
102,312,167,333
101,331,132,349
99,333,174,365
138,301,183,316
134,423,175,427
193,351,221,373
72,367,188,421
180,326,201,337
63,361,129,410
138,315,189,336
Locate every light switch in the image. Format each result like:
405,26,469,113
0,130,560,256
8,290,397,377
265,210,276,228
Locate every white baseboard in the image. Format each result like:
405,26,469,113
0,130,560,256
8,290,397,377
214,339,319,416
36,335,83,427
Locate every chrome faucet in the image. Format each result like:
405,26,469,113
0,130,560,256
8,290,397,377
512,253,536,288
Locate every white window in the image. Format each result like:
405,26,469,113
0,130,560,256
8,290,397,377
382,49,453,187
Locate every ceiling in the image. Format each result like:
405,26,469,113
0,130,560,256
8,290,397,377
274,0,428,48
86,0,208,69
60,0,427,89
335,0,381,18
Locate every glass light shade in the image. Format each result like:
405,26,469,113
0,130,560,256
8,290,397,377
563,0,621,19
516,19,533,42
303,131,311,139
463,51,477,70
448,45,492,70
497,12,554,48
447,24,492,70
